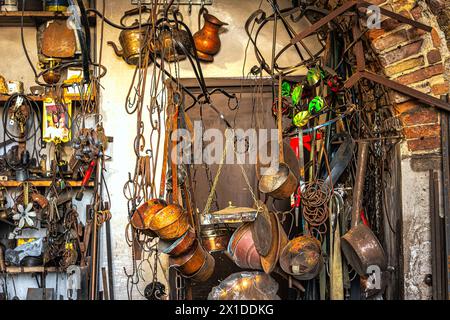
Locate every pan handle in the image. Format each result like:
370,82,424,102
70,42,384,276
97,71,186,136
351,141,369,228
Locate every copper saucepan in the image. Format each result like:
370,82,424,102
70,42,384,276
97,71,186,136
148,203,190,240
258,77,298,200
170,239,214,281
341,141,387,276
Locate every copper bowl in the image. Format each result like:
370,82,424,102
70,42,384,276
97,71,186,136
170,239,209,276
148,204,190,240
279,235,323,280
158,227,196,257
131,198,167,230
227,223,262,270
201,227,231,253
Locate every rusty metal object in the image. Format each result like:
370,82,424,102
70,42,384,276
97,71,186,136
261,211,287,274
130,199,167,229
170,239,212,277
156,24,191,63
31,192,48,210
158,227,196,257
41,20,76,58
207,203,258,224
108,21,151,66
341,141,387,275
258,163,298,200
148,204,190,240
227,223,262,270
193,13,228,62
280,236,323,280
251,202,272,257
201,226,230,253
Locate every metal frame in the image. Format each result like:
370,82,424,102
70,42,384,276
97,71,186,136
290,0,450,112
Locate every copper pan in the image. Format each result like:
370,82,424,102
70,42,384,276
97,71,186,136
227,223,262,270
158,227,196,257
258,77,298,200
260,211,287,274
148,204,190,240
340,141,387,276
279,235,323,280
251,202,272,257
170,239,208,276
201,226,231,253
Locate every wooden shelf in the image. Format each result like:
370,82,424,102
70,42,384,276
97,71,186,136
0,180,94,188
0,94,95,105
0,11,96,27
5,266,62,274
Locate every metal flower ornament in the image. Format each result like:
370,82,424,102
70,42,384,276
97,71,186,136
12,203,36,229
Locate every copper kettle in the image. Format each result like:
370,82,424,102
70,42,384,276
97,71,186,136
193,13,227,62
156,23,192,63
108,19,151,66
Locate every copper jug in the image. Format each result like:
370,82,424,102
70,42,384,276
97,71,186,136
193,13,227,62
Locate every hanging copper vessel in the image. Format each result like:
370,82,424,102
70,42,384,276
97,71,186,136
170,239,215,281
227,223,262,270
156,22,192,63
158,227,196,257
201,226,231,253
279,235,323,280
130,198,167,236
147,203,190,240
108,20,151,66
193,13,228,62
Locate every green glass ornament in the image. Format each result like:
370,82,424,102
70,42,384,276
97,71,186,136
308,96,324,113
291,85,303,106
293,110,310,127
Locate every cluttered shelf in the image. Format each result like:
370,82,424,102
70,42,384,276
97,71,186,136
4,266,62,274
0,11,96,27
0,94,95,105
0,180,95,188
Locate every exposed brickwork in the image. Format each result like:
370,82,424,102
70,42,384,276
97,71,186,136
431,82,449,95
379,40,424,66
406,136,441,152
396,63,444,85
384,56,424,76
426,49,441,64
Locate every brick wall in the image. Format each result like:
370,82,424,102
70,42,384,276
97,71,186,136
366,0,450,155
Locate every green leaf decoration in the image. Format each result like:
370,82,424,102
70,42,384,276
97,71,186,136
281,82,291,97
291,85,303,106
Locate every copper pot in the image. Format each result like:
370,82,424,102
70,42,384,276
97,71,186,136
130,199,167,233
41,58,62,85
227,223,262,270
193,13,227,62
170,239,212,277
158,227,196,257
279,236,323,280
148,204,190,240
201,226,231,253
186,249,215,282
258,163,298,200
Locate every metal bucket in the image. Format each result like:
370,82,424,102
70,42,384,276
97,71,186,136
170,239,210,277
201,226,231,253
258,163,298,199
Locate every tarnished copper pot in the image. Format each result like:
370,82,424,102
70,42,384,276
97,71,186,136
158,227,196,257
148,204,190,240
227,223,262,270
130,198,167,232
193,13,227,62
279,235,323,280
156,23,192,63
201,226,231,253
186,249,215,282
258,163,298,199
170,239,211,276
108,21,151,66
